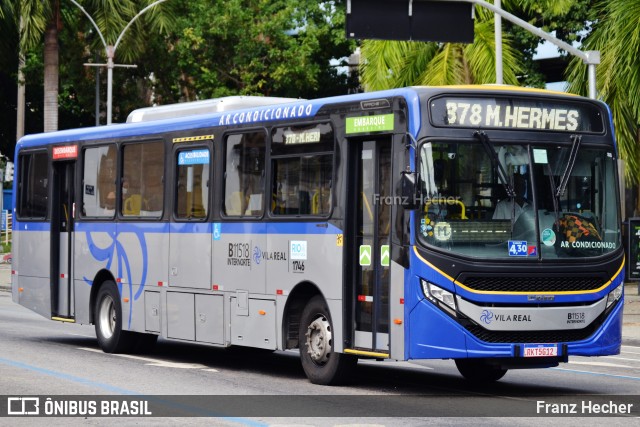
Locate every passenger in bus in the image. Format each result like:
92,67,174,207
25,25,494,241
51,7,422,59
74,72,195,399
492,172,531,221
122,177,142,215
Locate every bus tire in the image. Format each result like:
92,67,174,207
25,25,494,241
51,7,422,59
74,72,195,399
299,295,356,385
455,359,508,383
94,281,134,353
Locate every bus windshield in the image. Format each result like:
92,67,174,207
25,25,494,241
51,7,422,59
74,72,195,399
417,140,620,259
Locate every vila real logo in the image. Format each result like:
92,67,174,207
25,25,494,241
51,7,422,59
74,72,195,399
480,309,494,325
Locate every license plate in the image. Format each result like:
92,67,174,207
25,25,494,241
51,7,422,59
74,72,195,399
523,344,558,357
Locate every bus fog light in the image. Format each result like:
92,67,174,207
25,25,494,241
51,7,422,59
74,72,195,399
421,279,457,311
606,284,623,309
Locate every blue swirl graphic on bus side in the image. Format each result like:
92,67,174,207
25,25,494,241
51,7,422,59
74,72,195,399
83,228,148,329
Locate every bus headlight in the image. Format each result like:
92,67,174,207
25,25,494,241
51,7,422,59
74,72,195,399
421,279,457,313
605,283,623,310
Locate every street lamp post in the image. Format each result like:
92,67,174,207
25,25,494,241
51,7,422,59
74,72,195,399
69,0,169,125
494,0,502,85
452,0,600,99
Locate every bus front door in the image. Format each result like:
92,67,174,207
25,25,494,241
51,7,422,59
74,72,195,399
51,161,75,320
348,138,392,354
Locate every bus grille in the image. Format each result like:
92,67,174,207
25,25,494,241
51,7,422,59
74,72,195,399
457,276,604,293
464,321,601,344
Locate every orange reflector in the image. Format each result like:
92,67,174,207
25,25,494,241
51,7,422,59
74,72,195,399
393,319,403,325
18,287,23,293
258,310,266,315
123,298,129,303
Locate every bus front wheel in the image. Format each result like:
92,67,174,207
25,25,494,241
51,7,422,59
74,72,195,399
455,359,508,383
95,281,134,353
299,296,356,385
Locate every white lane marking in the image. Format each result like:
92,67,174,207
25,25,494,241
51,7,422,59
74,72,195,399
568,360,633,369
371,360,435,370
78,347,218,371
553,367,640,381
604,356,640,363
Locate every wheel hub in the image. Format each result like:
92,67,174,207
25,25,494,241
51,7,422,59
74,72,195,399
98,295,116,339
305,315,332,364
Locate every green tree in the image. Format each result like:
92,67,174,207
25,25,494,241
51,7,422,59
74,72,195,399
15,0,175,131
148,0,355,103
2,0,357,137
566,0,640,184
18,0,61,132
505,0,596,88
359,1,578,90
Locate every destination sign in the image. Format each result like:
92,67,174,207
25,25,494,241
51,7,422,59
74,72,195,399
284,129,321,145
52,144,78,160
430,97,604,133
272,122,334,155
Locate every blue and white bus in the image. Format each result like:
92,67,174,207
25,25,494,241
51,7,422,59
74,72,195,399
12,87,624,384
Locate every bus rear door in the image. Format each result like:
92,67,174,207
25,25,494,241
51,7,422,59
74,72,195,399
51,144,78,320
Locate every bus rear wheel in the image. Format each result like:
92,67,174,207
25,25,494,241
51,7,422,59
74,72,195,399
455,359,508,383
299,295,356,385
95,281,134,353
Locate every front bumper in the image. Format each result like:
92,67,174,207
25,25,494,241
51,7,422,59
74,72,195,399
407,293,623,361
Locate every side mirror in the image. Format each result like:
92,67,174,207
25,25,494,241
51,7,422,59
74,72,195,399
400,171,420,210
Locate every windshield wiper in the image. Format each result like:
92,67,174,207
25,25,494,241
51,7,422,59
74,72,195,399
555,134,582,197
474,131,516,198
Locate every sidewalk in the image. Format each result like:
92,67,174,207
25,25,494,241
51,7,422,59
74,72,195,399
0,264,638,344
623,282,640,345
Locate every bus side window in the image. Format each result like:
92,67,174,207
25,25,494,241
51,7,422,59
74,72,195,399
82,145,117,218
175,148,210,220
17,151,49,219
121,141,164,218
223,131,266,217
270,123,334,217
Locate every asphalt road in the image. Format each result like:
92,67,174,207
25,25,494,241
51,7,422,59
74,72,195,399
0,289,639,426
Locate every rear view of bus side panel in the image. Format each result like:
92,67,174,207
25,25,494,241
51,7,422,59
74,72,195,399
13,227,52,318
13,149,53,319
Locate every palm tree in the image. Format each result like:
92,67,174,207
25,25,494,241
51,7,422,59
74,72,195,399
359,1,575,90
565,0,640,184
18,0,60,132
16,0,175,132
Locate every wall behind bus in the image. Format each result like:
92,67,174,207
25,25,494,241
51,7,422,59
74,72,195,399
3,189,11,211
